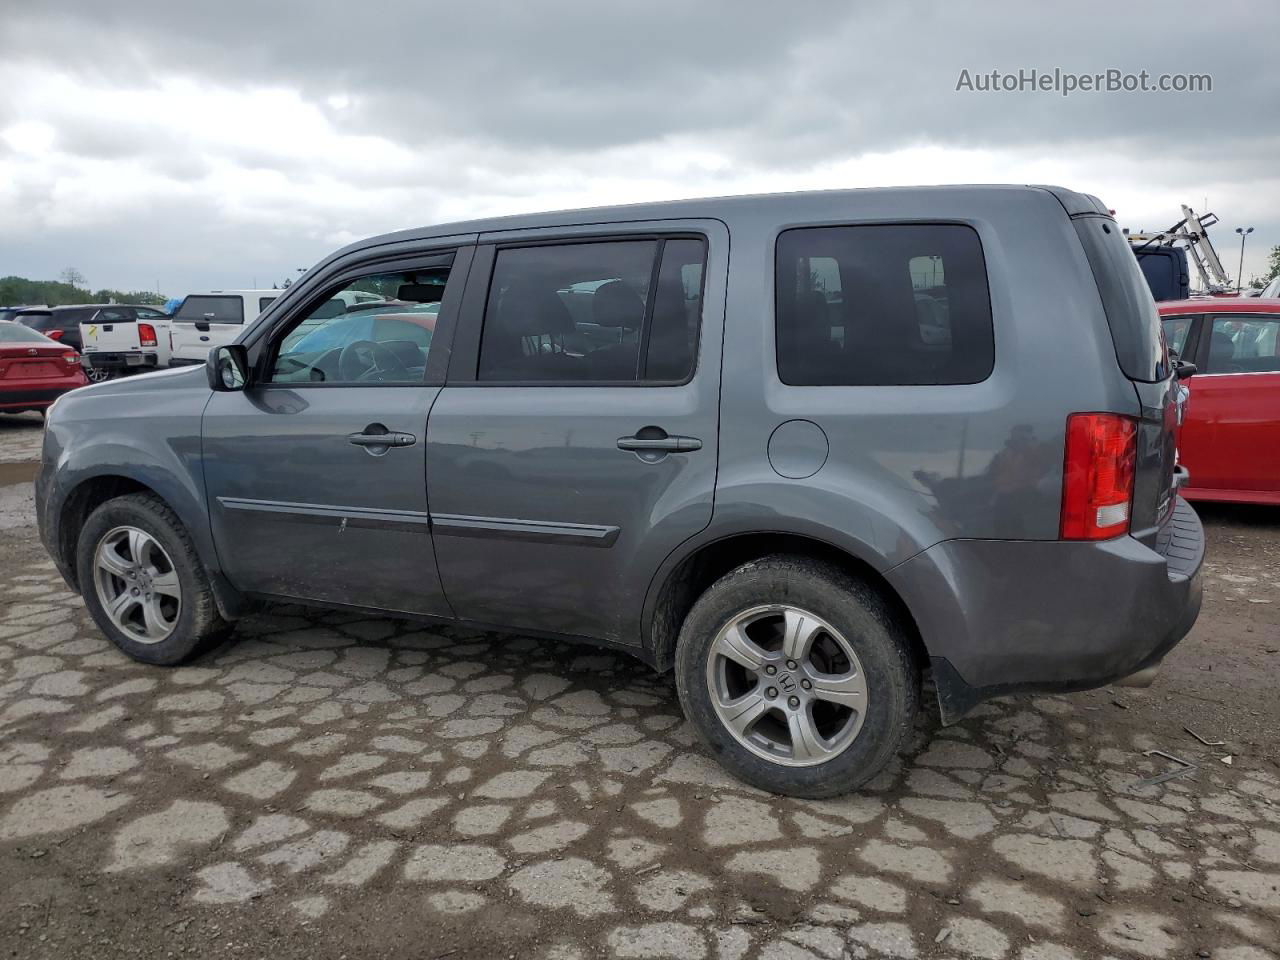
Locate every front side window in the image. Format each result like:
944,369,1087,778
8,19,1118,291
1205,315,1280,374
175,296,243,325
268,266,449,384
477,238,706,383
776,224,994,386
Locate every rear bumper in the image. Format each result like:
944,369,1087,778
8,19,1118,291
85,352,159,370
887,497,1205,723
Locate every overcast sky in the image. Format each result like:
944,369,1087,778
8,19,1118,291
1,0,1276,296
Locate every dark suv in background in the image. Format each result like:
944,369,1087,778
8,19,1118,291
36,185,1203,797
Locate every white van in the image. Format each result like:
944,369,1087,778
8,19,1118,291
168,290,284,365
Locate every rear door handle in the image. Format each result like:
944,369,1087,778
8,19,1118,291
617,436,702,452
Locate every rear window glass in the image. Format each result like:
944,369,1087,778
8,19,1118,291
775,223,994,386
1073,217,1168,382
15,312,54,330
175,296,244,324
0,322,49,343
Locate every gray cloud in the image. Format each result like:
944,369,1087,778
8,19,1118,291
1,0,1277,292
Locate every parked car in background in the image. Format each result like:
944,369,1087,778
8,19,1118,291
167,290,283,365
1159,298,1280,504
0,305,48,323
15,305,165,382
37,185,1203,798
79,305,172,378
0,320,88,413
1259,276,1280,299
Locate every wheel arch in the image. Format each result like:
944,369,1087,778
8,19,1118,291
642,530,930,678
52,470,251,620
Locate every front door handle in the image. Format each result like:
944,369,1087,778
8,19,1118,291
348,424,416,454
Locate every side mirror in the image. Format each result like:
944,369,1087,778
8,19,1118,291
208,344,249,392
1175,359,1197,380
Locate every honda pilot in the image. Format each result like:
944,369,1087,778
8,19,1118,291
36,185,1203,797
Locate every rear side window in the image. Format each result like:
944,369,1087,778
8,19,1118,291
175,296,244,324
259,296,278,313
1073,217,1168,382
477,238,706,383
775,224,994,386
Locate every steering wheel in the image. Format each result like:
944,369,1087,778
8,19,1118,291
337,340,409,382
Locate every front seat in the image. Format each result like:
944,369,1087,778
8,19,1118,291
479,279,580,380
1209,330,1236,369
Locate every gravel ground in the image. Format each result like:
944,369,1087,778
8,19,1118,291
1,410,1278,960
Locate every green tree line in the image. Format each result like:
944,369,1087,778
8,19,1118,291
1,274,166,308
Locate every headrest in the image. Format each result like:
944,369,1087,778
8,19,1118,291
398,283,444,304
592,280,645,329
1210,331,1235,359
494,280,575,337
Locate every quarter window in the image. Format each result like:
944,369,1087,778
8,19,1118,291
1204,316,1280,374
268,265,450,384
477,238,706,383
1160,315,1196,358
775,224,994,386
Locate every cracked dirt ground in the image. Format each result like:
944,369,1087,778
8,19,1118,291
1,411,1278,960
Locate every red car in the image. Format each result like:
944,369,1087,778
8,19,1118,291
0,320,90,414
1158,298,1280,504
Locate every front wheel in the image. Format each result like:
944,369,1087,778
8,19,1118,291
76,493,231,664
674,556,919,798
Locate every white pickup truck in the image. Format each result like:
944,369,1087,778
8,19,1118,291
167,290,284,365
77,305,172,380
167,289,388,364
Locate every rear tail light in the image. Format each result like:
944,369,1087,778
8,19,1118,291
1061,413,1137,540
46,329,64,341
63,351,80,365
139,323,157,347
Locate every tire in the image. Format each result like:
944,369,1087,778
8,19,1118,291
76,493,231,665
675,555,919,798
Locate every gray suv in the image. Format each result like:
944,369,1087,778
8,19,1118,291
36,185,1203,797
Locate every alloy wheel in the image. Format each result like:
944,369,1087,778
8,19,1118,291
705,604,868,767
93,526,182,644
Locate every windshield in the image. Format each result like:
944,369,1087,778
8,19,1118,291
1262,276,1280,299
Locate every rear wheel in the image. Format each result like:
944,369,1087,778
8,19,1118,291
675,555,918,798
76,493,231,664
85,367,113,383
